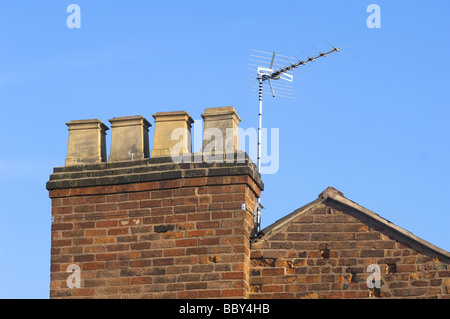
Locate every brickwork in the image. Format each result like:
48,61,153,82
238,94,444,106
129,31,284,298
47,155,450,299
250,199,450,299
47,109,450,299
48,155,262,298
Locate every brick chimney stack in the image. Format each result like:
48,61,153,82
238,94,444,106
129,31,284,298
47,107,263,299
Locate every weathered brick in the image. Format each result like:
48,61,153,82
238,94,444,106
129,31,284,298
355,232,381,240
52,223,74,231
83,262,105,270
94,237,116,244
176,239,198,247
96,253,117,261
262,268,284,276
297,275,321,283
85,229,106,237
96,220,118,228
188,212,211,221
48,153,449,300
52,239,72,247
173,188,196,197
130,277,153,285
108,228,128,236
159,180,182,189
178,291,197,298
73,254,95,262
320,292,343,299
136,182,159,191
360,250,385,257
310,233,354,241
198,290,221,298
374,241,396,249
221,289,245,297
73,288,94,297
397,265,417,273
140,199,162,208
53,206,73,214
199,237,220,246
222,272,246,280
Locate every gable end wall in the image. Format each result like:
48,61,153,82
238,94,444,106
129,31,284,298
250,200,450,299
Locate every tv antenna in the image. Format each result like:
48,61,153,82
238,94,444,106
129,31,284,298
249,43,345,236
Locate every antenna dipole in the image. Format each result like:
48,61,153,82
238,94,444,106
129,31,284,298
251,44,341,237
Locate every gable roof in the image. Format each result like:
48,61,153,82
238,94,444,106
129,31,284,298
255,186,450,262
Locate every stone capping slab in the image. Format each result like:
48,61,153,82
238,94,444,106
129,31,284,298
201,106,241,122
108,115,151,128
47,151,263,191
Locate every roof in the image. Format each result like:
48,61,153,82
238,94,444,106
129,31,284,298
255,186,450,261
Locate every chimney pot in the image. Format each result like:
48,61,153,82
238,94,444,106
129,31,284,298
201,106,241,155
151,111,194,158
108,115,151,162
65,119,109,166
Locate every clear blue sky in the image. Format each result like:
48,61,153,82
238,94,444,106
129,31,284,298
0,1,449,298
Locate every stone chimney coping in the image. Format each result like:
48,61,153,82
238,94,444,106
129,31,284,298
201,106,241,123
65,119,109,131
152,111,194,125
108,115,151,128
47,151,263,192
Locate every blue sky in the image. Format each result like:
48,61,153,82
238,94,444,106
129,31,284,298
0,1,449,298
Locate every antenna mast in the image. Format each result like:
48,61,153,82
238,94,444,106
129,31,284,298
251,45,342,236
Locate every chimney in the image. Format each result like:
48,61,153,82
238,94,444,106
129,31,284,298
151,111,194,157
47,107,263,299
65,119,109,166
201,106,241,156
108,115,151,162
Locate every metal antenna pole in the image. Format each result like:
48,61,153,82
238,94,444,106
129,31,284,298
254,75,263,234
257,76,263,172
